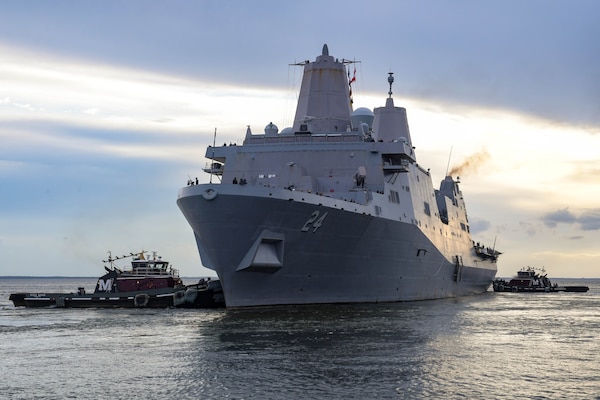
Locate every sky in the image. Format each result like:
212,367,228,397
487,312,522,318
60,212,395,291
1,0,599,278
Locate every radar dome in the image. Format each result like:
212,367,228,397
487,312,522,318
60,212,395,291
264,122,279,136
351,107,374,130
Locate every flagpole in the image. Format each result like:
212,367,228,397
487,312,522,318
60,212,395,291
348,60,356,111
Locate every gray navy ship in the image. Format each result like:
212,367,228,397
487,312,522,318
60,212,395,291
177,44,500,307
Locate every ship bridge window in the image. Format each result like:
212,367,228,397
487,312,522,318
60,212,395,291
424,202,431,216
389,190,400,204
382,153,407,166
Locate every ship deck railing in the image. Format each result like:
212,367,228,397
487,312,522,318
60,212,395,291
244,133,363,145
203,162,224,175
122,267,180,277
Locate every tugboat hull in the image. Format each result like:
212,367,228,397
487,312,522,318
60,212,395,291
9,281,225,309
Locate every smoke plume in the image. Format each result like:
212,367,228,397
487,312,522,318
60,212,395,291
448,149,490,177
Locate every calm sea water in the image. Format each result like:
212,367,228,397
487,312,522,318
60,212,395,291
1,277,599,400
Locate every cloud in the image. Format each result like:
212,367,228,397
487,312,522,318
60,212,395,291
578,210,600,231
542,208,600,231
568,161,600,183
519,221,538,237
1,1,599,129
542,208,577,228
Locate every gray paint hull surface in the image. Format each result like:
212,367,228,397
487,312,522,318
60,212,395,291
178,185,496,308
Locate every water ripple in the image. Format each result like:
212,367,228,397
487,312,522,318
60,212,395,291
1,278,599,399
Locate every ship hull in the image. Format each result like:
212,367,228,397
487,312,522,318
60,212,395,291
178,185,496,308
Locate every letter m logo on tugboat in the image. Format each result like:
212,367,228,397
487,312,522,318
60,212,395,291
97,278,113,292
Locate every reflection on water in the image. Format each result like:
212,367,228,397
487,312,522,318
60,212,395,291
1,279,599,399
192,303,436,399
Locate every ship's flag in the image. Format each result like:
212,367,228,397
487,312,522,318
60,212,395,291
348,64,356,107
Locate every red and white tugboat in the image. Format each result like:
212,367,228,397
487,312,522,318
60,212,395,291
9,251,225,308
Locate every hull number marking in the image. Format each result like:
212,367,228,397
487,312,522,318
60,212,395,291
301,211,328,232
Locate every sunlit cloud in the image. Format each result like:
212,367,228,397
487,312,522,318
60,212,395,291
0,43,290,139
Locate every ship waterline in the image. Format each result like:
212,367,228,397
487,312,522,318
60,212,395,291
177,44,498,307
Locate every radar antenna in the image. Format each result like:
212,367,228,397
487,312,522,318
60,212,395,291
445,146,453,177
103,251,139,263
387,72,394,98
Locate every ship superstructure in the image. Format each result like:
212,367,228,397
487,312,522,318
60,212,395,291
177,45,499,307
